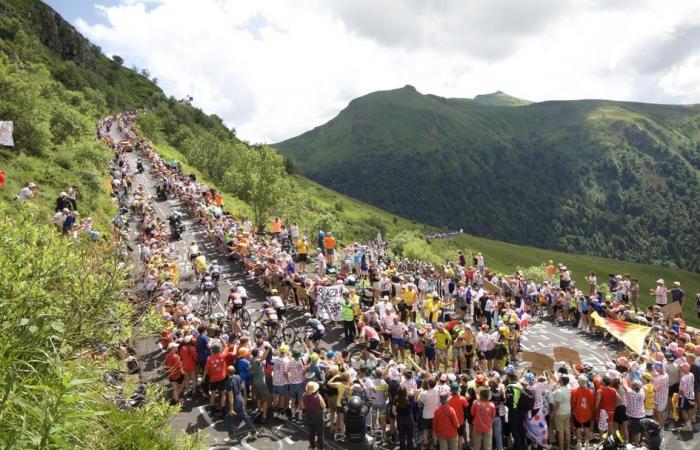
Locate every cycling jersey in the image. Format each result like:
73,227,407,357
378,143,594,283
202,277,215,291
269,295,284,308
305,319,325,333
261,307,278,321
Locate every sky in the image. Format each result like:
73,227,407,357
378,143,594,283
46,0,700,143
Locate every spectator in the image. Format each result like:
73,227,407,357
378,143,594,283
470,387,495,450
434,394,459,450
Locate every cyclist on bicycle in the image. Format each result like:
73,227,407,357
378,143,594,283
233,281,248,304
303,313,326,345
208,261,221,286
228,288,244,311
188,241,200,260
201,273,216,296
267,289,286,322
256,302,280,335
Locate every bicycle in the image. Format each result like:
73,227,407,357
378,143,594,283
348,341,385,371
254,320,283,347
197,294,214,316
229,305,251,329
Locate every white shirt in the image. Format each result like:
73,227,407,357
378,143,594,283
655,286,667,305
419,387,441,419
17,187,33,201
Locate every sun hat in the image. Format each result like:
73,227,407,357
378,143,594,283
306,382,320,394
167,342,178,351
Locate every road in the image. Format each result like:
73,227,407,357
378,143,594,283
109,122,696,449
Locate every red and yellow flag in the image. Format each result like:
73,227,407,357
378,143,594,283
590,312,651,354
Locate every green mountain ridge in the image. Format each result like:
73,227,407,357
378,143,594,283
472,90,532,106
275,86,700,272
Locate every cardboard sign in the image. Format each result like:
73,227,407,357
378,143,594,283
483,278,502,295
316,284,344,321
0,121,13,146
522,351,554,373
660,302,682,320
553,347,581,365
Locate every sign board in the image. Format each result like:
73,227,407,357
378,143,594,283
660,302,683,321
0,121,13,147
522,351,554,373
316,285,344,321
483,278,502,295
553,347,581,365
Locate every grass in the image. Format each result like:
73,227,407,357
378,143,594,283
429,234,700,325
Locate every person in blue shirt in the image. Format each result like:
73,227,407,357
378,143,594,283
225,366,257,441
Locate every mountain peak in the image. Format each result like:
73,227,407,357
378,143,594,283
472,91,532,106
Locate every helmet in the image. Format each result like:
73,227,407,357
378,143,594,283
326,351,335,359
348,396,363,413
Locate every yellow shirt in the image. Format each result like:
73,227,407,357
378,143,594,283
643,384,654,411
296,239,308,254
434,329,452,350
425,300,444,323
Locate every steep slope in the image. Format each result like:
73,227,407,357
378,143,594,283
275,86,700,271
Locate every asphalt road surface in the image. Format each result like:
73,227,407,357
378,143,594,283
110,122,697,449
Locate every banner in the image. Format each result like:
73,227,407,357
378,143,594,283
0,121,13,147
316,285,344,321
590,311,651,354
553,347,581,365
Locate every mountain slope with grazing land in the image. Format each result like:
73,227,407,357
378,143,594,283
275,85,700,272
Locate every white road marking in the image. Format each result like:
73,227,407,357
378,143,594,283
198,406,214,427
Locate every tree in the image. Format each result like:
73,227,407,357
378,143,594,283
140,68,151,78
225,146,290,231
111,54,124,66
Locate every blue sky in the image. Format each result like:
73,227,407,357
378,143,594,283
45,0,117,25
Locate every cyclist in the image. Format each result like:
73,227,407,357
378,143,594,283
303,313,326,347
188,241,200,260
268,289,286,322
228,288,244,311
193,254,207,277
233,281,248,304
201,273,217,300
256,302,281,336
208,261,221,287
356,321,381,352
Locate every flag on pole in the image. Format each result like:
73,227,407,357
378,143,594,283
590,312,651,354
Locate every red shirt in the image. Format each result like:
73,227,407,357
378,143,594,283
165,353,183,381
433,404,459,438
571,386,595,423
448,394,468,425
470,400,496,434
205,353,228,383
598,386,616,418
179,345,198,372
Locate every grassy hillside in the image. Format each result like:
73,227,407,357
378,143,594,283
0,0,167,228
275,85,700,272
472,90,532,106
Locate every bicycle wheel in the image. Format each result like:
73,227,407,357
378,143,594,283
238,309,251,329
271,335,282,347
281,325,296,345
254,326,266,341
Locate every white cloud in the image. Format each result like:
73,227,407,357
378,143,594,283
73,0,700,143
